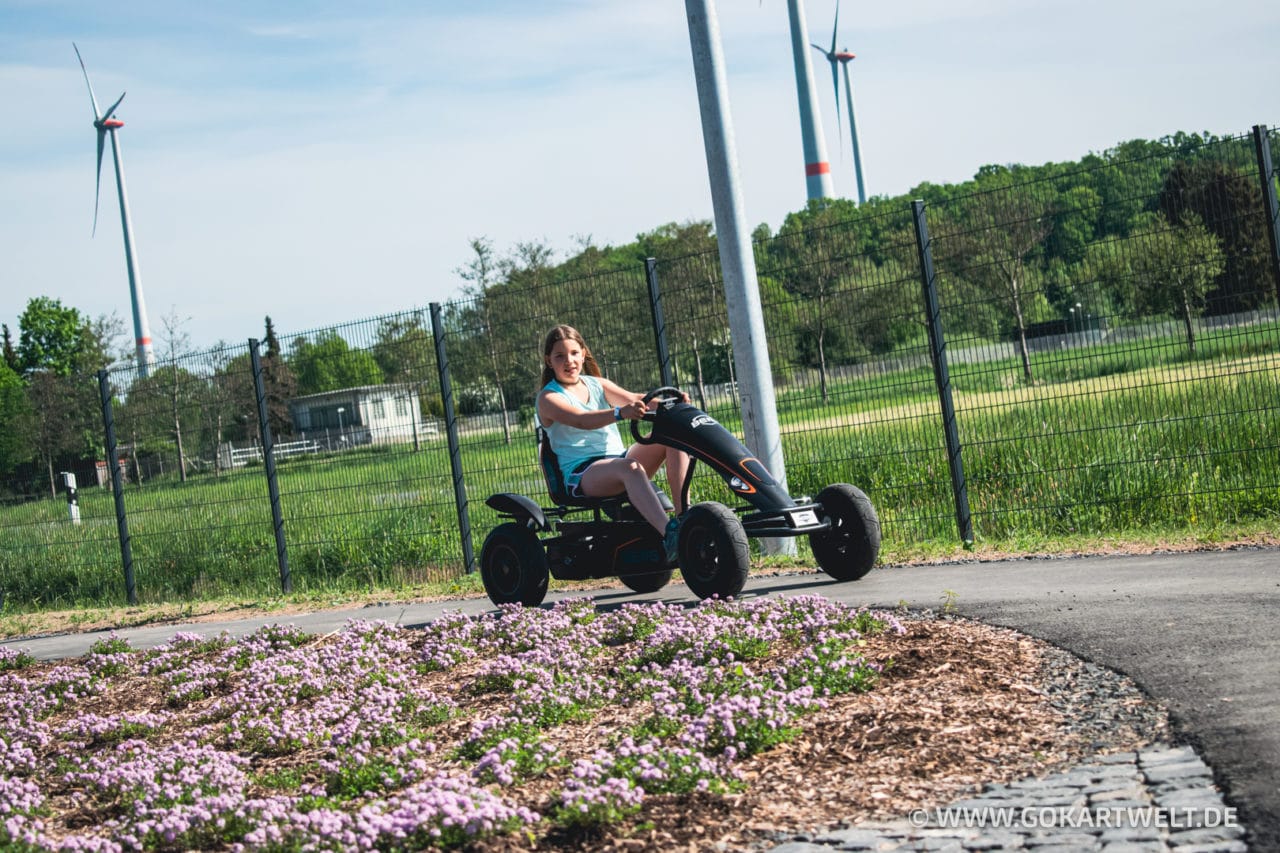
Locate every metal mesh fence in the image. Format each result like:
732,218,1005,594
2,126,1278,609
0,372,118,607
99,342,281,602
258,310,461,593
926,129,1280,539
747,204,953,544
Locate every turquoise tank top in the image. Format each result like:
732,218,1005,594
541,375,626,478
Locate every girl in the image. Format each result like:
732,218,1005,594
537,324,690,563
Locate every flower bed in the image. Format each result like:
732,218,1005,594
0,596,905,851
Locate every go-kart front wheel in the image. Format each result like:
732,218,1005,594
810,484,881,582
480,523,549,606
677,502,750,599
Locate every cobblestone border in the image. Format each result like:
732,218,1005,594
765,744,1247,852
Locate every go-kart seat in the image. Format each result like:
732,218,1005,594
537,426,672,512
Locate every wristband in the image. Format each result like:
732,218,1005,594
613,405,622,421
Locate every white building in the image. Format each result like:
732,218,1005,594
288,384,436,447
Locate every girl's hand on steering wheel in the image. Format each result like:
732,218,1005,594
648,391,690,409
645,391,689,411
620,400,648,420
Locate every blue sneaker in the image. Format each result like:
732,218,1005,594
663,516,682,566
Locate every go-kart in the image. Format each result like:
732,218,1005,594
480,386,880,607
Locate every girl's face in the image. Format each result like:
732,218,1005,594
547,338,584,384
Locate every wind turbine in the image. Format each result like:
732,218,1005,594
811,0,867,203
74,43,155,376
784,0,834,202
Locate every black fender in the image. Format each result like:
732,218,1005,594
485,493,549,531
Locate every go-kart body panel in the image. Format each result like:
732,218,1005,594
644,400,797,514
544,518,665,581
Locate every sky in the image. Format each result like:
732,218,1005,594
2,0,1278,356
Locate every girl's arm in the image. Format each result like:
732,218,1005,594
600,378,644,407
538,388,644,430
601,379,649,418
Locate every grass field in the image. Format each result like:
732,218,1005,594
1,320,1276,612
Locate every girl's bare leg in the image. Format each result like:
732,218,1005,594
626,444,691,516
579,457,669,533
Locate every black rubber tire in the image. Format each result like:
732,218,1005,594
619,569,674,594
809,484,881,582
677,502,750,599
480,523,549,606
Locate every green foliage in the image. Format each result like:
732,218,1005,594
1127,212,1225,350
1160,159,1276,313
0,359,30,474
254,766,306,792
0,648,35,672
780,639,881,696
87,634,133,668
551,779,644,829
17,297,92,377
455,721,543,762
288,331,382,395
470,731,561,786
325,751,410,799
373,311,436,386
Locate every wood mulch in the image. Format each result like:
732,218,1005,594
471,616,1169,851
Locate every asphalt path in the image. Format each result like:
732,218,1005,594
4,547,1277,849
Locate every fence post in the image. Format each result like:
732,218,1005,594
1252,125,1280,307
249,338,291,594
912,200,974,546
97,370,137,605
430,303,475,574
645,258,675,387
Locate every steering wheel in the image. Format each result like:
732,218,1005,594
631,386,686,444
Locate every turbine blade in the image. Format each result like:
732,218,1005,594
830,0,840,54
93,128,105,236
102,91,126,121
72,42,102,119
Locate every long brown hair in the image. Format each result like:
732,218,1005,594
540,324,601,387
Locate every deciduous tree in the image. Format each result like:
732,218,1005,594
1127,212,1225,354
288,331,381,397
17,297,91,377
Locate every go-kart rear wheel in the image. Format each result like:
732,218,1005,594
810,484,880,582
480,523,549,606
678,502,750,599
620,569,673,594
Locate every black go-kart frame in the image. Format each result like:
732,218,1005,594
480,386,880,607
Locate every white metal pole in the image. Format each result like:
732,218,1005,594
685,0,793,555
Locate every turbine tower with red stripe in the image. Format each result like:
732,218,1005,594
784,0,834,202
74,43,155,376
812,0,866,203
